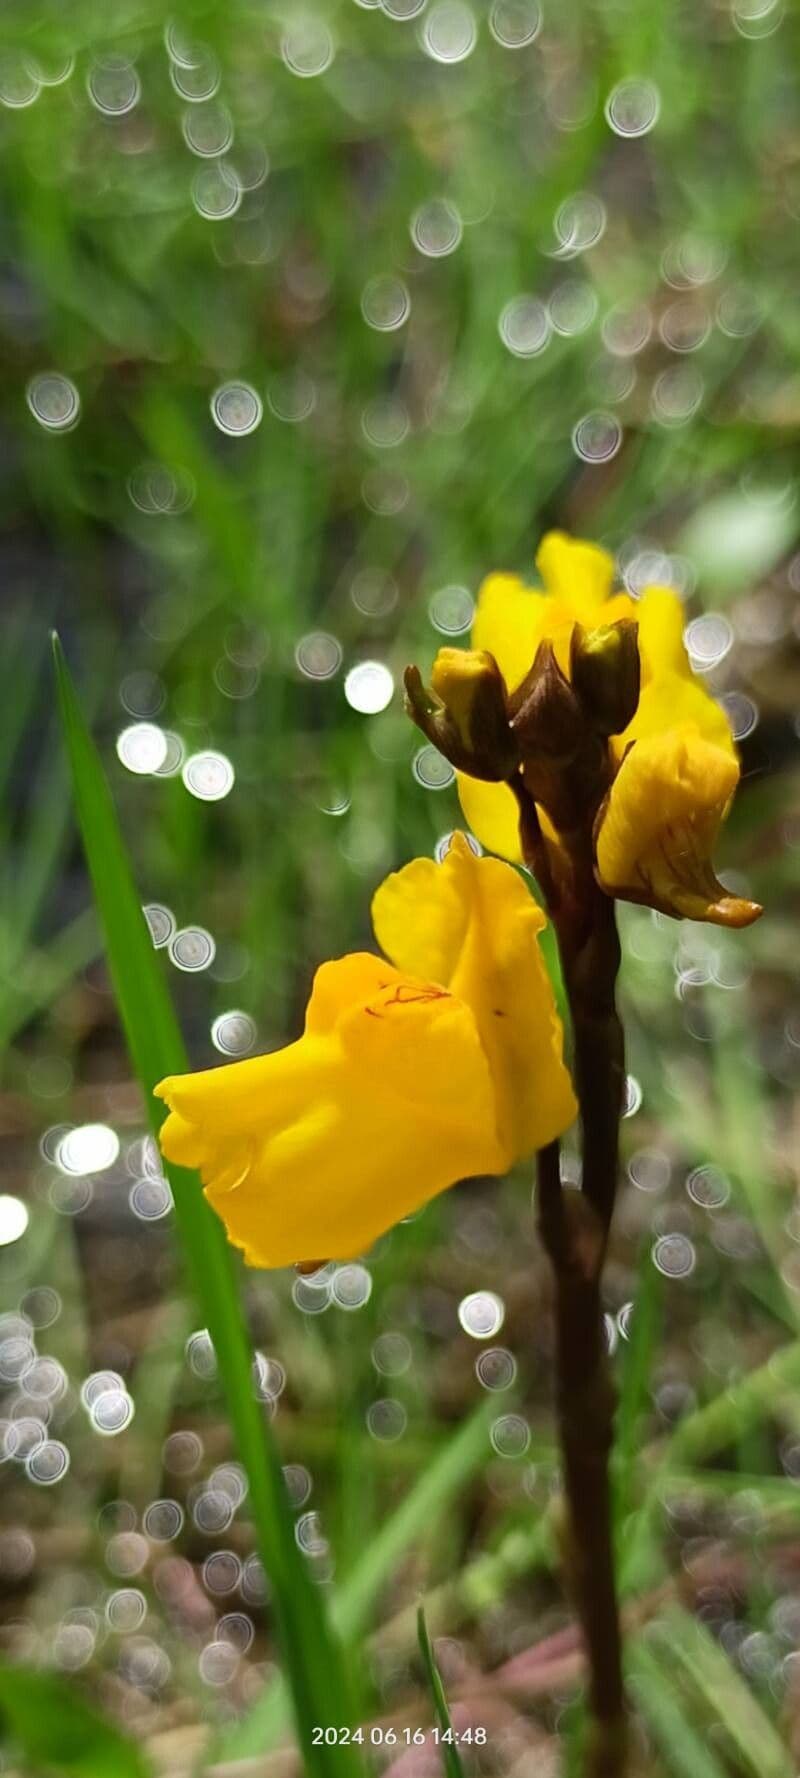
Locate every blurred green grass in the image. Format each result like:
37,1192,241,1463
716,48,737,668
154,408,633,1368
2,0,800,1774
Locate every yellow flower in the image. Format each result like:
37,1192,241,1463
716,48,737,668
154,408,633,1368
155,836,576,1268
594,724,761,927
453,533,755,929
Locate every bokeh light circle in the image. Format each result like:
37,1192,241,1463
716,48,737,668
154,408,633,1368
411,199,463,257
572,411,623,463
429,585,474,635
361,275,410,331
26,1440,70,1484
421,1,477,61
211,1011,256,1056
344,661,394,713
413,746,455,789
0,1196,29,1246
26,373,80,432
652,1232,696,1279
211,382,263,436
58,1124,119,1175
116,724,168,775
182,750,235,801
499,296,550,357
604,78,660,137
168,928,216,972
489,1,542,47
458,1290,505,1338
295,632,342,680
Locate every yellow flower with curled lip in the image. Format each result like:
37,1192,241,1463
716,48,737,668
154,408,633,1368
594,723,761,928
447,531,759,927
155,835,576,1268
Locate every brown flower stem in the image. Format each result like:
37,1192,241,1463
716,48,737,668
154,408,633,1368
519,779,626,1774
538,1139,626,1775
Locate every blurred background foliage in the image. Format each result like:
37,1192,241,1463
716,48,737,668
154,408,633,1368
1,0,800,1773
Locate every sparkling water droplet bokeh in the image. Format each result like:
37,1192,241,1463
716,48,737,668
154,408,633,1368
604,77,660,137
489,0,542,47
458,1290,505,1338
411,198,463,257
211,382,263,436
361,275,410,331
421,0,477,60
168,927,216,972
26,373,80,432
344,661,394,713
652,1232,696,1278
572,410,623,463
182,750,235,801
499,295,550,357
117,724,168,775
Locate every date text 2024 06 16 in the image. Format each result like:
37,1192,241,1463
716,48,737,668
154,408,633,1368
311,1727,489,1748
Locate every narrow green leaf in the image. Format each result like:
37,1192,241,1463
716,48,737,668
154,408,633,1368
417,1605,466,1778
52,635,364,1778
223,1396,497,1761
335,1396,496,1641
0,1665,150,1778
648,1607,793,1778
376,1342,800,1654
623,1337,800,1593
628,1642,730,1778
614,1241,662,1529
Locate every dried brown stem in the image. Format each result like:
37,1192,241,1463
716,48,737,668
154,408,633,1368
516,775,626,1776
537,1149,626,1776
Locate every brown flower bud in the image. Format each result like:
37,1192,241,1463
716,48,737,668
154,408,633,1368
570,619,640,737
404,650,518,781
508,640,583,763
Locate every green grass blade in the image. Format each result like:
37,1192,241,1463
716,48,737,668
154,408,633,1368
52,634,364,1778
334,1396,496,1641
0,1665,150,1778
613,1241,662,1530
628,1642,730,1778
417,1605,466,1778
222,1397,497,1760
648,1607,792,1778
375,1340,800,1656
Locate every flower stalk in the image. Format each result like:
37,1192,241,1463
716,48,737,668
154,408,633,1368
516,776,627,1774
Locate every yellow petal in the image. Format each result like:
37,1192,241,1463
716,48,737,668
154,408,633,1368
470,541,636,694
455,773,523,863
595,725,761,927
372,834,576,1158
157,956,505,1268
617,586,736,759
303,952,393,1035
598,591,639,628
635,585,688,682
535,530,615,617
619,671,736,760
471,572,548,693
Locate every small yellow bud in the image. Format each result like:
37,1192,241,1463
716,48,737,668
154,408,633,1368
404,650,517,781
570,620,640,737
430,648,509,747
